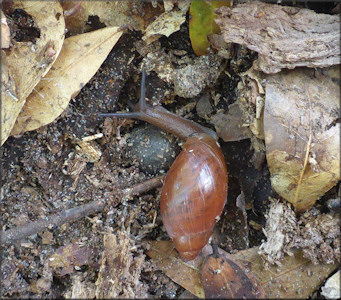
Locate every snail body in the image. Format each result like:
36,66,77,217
99,68,228,260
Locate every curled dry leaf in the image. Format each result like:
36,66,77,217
1,1,65,145
62,1,160,36
202,245,266,299
143,8,187,45
264,67,340,211
11,26,123,135
215,1,341,73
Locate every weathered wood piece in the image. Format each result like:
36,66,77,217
215,1,340,73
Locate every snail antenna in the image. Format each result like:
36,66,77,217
138,66,147,111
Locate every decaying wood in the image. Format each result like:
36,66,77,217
215,1,340,73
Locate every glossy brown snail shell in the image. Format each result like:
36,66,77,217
161,133,227,260
99,67,228,260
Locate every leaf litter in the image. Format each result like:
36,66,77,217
1,1,340,298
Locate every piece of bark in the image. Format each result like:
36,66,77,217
95,231,148,298
215,1,340,74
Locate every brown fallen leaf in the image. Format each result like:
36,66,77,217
147,240,339,299
1,1,65,145
264,67,340,211
211,103,252,142
236,247,339,299
11,26,123,135
215,1,341,74
147,240,205,298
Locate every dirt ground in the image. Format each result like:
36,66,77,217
1,1,339,298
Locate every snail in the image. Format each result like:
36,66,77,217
99,67,228,260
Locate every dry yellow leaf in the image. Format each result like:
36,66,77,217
143,9,188,45
264,67,340,211
1,1,65,145
11,26,123,135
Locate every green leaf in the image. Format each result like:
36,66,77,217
189,0,232,56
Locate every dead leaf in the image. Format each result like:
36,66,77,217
143,8,187,45
11,26,123,135
62,1,161,35
1,1,65,145
321,270,340,299
236,247,339,299
1,55,17,102
211,103,252,142
264,67,340,211
1,11,10,48
147,241,339,299
79,1,147,30
147,240,205,298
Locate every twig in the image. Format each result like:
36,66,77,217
122,175,164,197
0,176,164,245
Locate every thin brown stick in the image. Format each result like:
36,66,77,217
0,176,164,245
122,175,164,197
